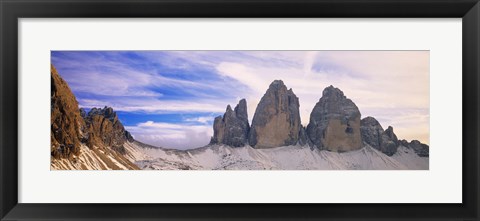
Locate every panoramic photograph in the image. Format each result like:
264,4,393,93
50,51,429,170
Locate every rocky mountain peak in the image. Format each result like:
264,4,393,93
322,85,346,98
360,116,430,157
82,106,131,153
87,106,118,123
360,116,398,156
269,79,286,88
248,80,302,148
384,126,398,143
234,98,248,121
209,81,428,158
211,99,250,147
306,85,362,152
361,116,380,127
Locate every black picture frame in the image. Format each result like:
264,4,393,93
1,0,479,220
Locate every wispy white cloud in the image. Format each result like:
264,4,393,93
184,116,215,124
125,121,213,150
78,98,230,114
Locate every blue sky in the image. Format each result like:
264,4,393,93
52,51,429,149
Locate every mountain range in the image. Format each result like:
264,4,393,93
50,64,429,170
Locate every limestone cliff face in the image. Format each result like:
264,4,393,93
51,64,139,169
360,117,399,156
210,99,250,147
82,106,130,154
51,64,85,159
248,80,302,148
306,86,362,152
208,80,428,158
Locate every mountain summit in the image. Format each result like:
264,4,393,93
208,80,428,159
248,80,303,149
306,85,363,152
210,99,250,147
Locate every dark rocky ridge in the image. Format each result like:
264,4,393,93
82,106,131,154
248,80,303,148
399,139,429,157
360,117,399,156
306,86,363,152
360,116,429,157
210,99,250,147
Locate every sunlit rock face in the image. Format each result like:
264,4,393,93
51,64,135,161
51,64,85,159
248,80,302,149
306,85,363,152
82,106,131,154
211,99,250,147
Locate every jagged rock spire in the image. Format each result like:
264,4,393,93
360,116,398,156
211,99,250,147
248,80,302,148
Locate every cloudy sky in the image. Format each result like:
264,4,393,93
51,51,429,150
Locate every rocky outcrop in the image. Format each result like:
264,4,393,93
248,80,302,148
82,106,131,154
210,99,250,147
361,116,429,157
51,64,139,169
51,64,85,159
125,131,135,142
209,80,428,159
306,86,362,152
399,139,429,157
360,117,398,156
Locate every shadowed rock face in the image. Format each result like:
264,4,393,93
399,139,429,157
360,117,398,156
248,80,302,149
51,64,85,159
298,126,312,147
210,99,250,147
306,86,362,152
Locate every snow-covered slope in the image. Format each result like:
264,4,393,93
50,141,428,170
134,144,429,170
391,146,429,170
50,141,149,170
